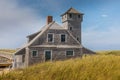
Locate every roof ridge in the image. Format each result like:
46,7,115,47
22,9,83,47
49,22,65,30
61,7,83,16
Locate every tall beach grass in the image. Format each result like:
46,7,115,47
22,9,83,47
0,54,120,80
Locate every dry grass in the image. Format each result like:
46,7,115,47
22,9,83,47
0,49,16,54
97,50,120,56
0,54,120,80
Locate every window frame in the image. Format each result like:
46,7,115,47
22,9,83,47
47,33,54,43
60,34,67,42
31,50,38,57
66,50,74,56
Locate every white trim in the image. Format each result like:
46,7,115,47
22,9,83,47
31,45,82,48
47,33,54,43
44,50,52,62
65,50,74,56
31,50,38,58
60,34,67,42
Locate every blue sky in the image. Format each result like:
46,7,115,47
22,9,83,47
0,0,120,50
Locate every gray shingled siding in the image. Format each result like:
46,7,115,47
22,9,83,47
31,29,79,46
28,47,82,65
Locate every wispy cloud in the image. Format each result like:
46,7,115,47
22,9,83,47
0,0,45,48
101,14,108,18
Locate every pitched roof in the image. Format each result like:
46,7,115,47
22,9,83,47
49,22,65,30
27,22,64,38
61,7,84,16
27,25,46,38
27,31,40,38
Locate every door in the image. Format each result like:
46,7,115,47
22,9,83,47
45,50,52,61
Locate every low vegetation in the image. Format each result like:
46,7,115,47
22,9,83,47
97,50,120,56
0,50,120,80
0,49,16,54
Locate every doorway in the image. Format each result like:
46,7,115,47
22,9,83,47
45,50,52,61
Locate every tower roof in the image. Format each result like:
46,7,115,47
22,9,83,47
61,7,84,16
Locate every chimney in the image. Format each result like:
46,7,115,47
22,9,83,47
47,16,53,24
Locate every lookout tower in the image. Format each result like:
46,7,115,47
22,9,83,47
61,8,84,44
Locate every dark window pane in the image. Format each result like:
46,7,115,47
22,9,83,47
77,37,79,41
70,27,72,30
32,51,37,57
48,34,53,42
78,15,80,18
69,14,72,18
66,51,73,56
61,34,65,42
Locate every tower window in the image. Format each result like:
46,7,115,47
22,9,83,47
47,33,54,42
61,34,66,42
70,27,72,30
77,37,79,41
78,15,80,18
69,14,72,18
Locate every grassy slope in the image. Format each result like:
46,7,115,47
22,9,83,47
0,49,16,54
0,52,120,80
97,50,120,55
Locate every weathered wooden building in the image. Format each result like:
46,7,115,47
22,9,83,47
13,8,95,68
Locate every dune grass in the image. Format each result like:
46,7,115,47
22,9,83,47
97,50,120,56
0,49,16,54
0,54,120,80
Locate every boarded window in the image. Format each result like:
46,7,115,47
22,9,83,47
48,34,53,42
66,50,74,56
61,34,66,42
32,50,38,57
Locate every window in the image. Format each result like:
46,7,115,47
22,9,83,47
69,14,72,18
77,37,79,41
31,50,38,57
78,15,80,18
61,34,66,42
48,33,53,42
70,27,72,30
66,50,74,56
